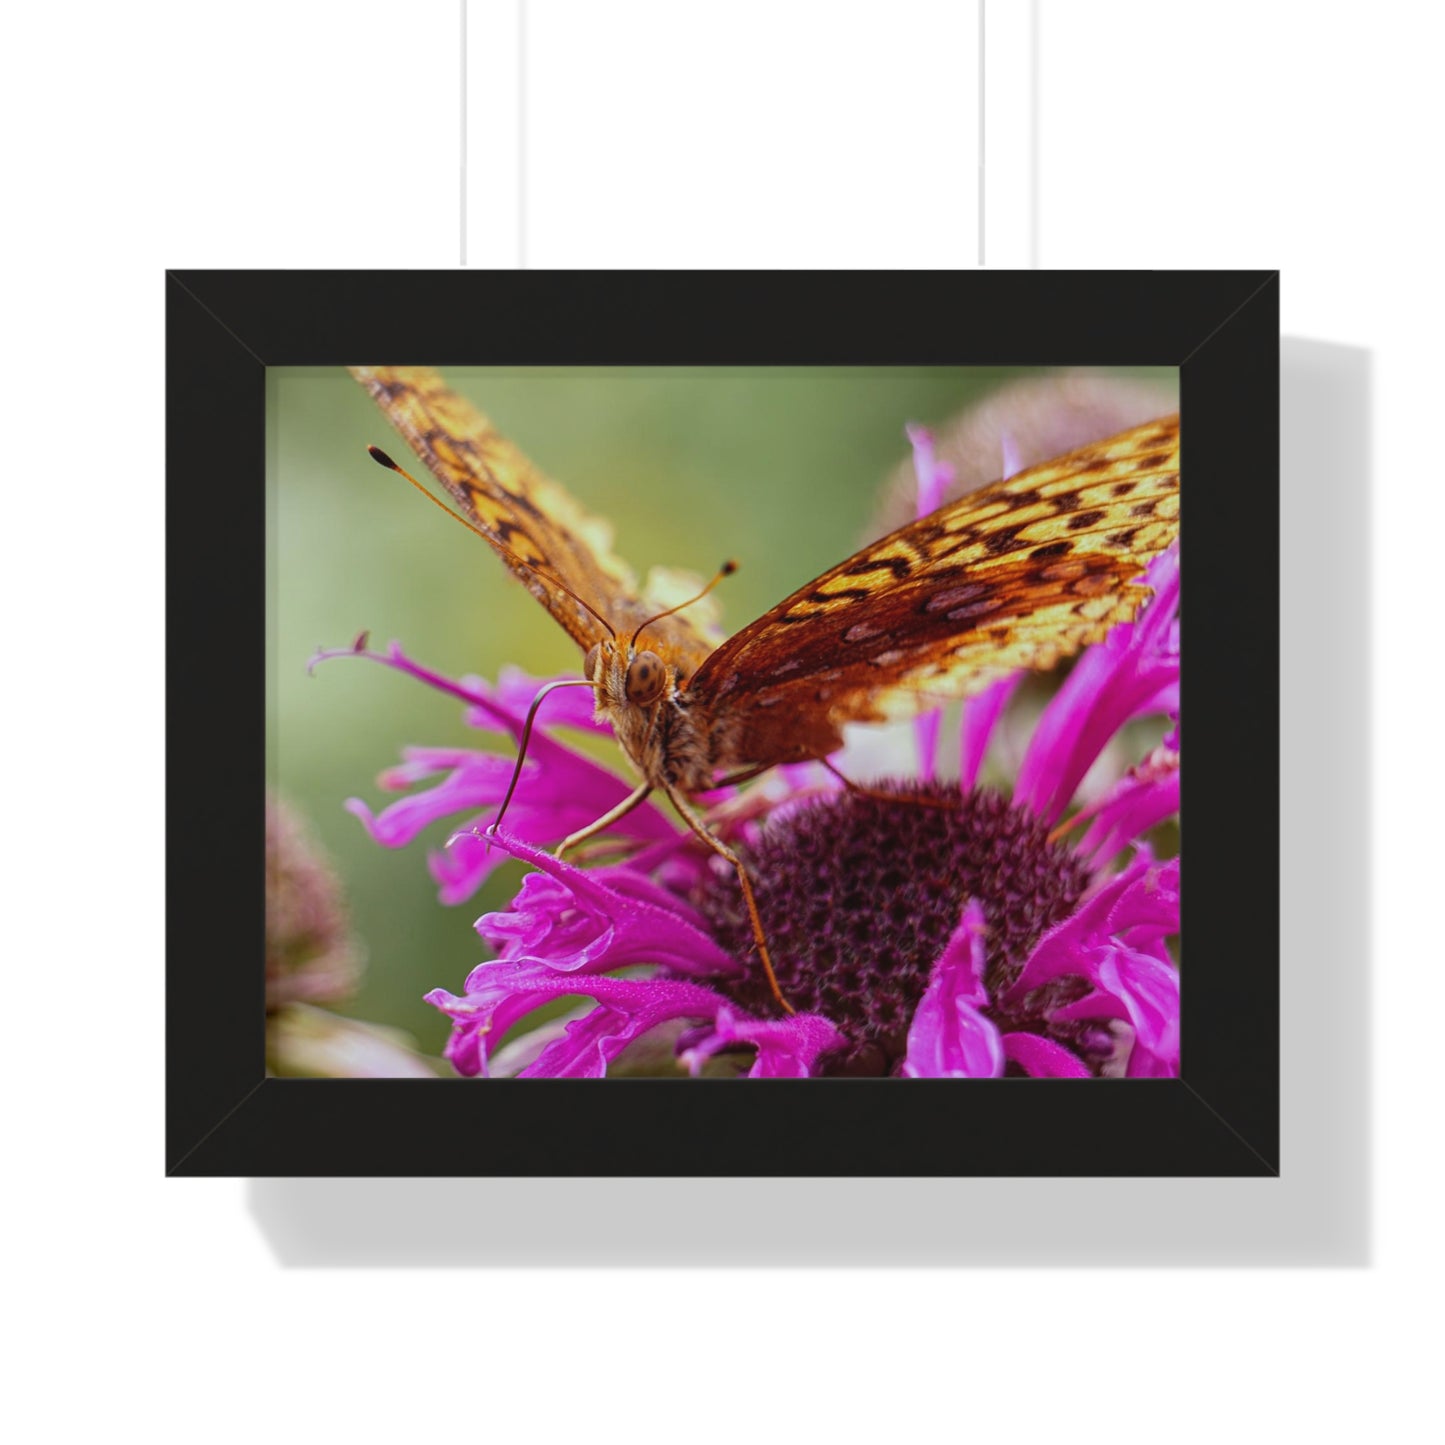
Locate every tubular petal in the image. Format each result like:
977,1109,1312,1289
900,901,1006,1078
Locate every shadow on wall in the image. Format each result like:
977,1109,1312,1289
248,339,1371,1267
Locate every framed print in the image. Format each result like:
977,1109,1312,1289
167,269,1279,1176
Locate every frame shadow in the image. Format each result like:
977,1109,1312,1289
247,335,1369,1265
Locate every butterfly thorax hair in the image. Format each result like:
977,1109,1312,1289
584,636,715,792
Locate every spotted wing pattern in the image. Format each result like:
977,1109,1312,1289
351,366,714,670
686,415,1180,771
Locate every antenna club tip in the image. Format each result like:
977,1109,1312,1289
367,444,398,470
721,559,738,576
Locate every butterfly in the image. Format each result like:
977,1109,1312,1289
351,366,1180,1014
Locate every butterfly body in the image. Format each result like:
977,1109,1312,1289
583,631,844,795
583,637,709,792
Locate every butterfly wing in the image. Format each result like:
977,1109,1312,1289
352,366,714,669
686,414,1180,771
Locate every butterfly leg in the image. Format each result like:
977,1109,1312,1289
818,757,959,810
661,781,795,1017
553,781,654,859
704,763,774,791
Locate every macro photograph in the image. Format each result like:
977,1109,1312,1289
266,362,1182,1083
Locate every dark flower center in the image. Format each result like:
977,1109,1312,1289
695,781,1092,1076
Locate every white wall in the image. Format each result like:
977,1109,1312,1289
4,3,1435,1441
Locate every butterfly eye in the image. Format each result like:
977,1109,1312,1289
625,650,667,706
584,643,602,682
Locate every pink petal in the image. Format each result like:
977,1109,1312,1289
958,672,1026,791
1002,1032,1091,1078
680,1005,846,1079
1014,546,1180,825
900,901,1006,1078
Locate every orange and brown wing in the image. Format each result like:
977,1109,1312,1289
352,366,713,669
687,414,1180,770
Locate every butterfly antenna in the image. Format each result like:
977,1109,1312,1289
632,560,737,647
365,445,616,639
486,678,598,842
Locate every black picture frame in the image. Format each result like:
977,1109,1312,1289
167,269,1279,1177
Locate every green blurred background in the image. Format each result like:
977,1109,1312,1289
267,365,1176,1058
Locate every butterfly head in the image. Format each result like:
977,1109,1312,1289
582,634,705,791
579,559,736,739
584,638,673,714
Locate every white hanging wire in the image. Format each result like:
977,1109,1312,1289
979,0,987,265
462,0,1011,270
